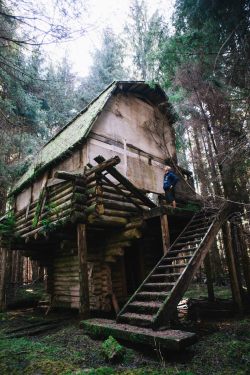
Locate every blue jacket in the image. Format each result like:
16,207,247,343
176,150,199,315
163,171,179,191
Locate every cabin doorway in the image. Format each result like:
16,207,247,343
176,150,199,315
123,218,164,298
124,242,143,296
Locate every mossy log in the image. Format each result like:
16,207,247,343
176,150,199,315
85,203,105,215
47,192,73,207
88,215,128,227
125,219,145,230
18,215,70,238
49,180,72,194
86,185,103,196
54,170,85,181
106,240,131,249
110,228,142,241
16,206,72,234
104,209,133,218
101,199,140,212
49,185,73,201
101,191,144,205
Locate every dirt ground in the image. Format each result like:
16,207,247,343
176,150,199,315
0,307,249,375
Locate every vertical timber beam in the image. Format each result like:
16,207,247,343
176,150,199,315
0,247,7,311
222,223,244,313
77,223,90,318
160,214,170,255
238,223,250,296
204,251,215,302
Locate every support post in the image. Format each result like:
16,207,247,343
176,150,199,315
160,214,170,255
237,223,250,296
77,224,90,318
222,223,244,313
204,251,215,302
0,247,8,311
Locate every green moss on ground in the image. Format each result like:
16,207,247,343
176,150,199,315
184,284,232,300
0,310,249,375
101,336,125,362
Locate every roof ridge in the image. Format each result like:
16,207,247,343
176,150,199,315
44,80,117,148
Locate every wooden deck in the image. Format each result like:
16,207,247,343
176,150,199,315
80,318,197,351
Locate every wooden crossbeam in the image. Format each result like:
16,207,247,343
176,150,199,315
86,162,143,212
54,156,121,181
94,155,156,208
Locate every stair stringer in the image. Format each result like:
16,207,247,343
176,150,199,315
152,203,231,329
116,209,201,322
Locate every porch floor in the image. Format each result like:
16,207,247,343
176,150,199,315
80,318,197,351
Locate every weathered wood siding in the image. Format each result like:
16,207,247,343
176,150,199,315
88,93,175,193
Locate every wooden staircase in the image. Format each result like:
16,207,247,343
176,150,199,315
117,204,231,329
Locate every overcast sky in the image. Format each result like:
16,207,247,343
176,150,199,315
45,0,175,77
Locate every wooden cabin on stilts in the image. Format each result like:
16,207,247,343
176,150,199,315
0,81,246,349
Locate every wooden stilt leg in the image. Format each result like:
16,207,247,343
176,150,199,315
237,223,250,296
77,224,90,318
160,214,170,255
204,251,215,302
0,247,8,311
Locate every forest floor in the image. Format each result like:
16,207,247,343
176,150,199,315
0,284,249,375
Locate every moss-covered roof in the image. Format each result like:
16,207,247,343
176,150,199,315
11,82,116,195
11,81,176,196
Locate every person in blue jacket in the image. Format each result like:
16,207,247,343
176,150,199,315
163,165,179,208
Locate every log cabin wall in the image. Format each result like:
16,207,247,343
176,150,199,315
51,231,120,312
53,241,80,309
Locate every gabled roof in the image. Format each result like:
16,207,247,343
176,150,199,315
11,81,176,196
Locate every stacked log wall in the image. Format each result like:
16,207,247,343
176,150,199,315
14,179,86,241
51,239,115,311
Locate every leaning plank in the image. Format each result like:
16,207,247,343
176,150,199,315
81,319,196,351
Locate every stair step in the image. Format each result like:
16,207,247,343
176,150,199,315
173,240,201,248
178,234,203,241
188,223,211,231
191,216,215,224
154,271,181,277
128,301,162,313
119,312,153,327
184,227,208,235
163,255,192,262
158,264,187,269
136,292,167,301
168,247,197,255
143,282,173,290
149,274,175,282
